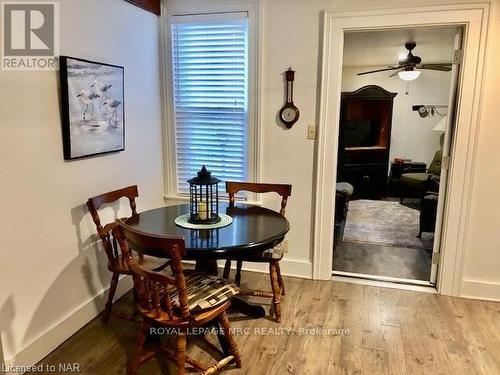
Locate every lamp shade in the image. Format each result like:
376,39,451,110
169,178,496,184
433,116,447,132
398,70,421,81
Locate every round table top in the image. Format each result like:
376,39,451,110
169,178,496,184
125,202,290,259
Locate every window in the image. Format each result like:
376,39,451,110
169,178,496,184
170,13,250,194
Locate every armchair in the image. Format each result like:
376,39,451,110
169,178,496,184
399,149,442,202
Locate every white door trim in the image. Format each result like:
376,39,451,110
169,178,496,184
313,4,490,296
430,28,463,285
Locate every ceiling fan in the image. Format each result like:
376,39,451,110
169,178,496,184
357,42,452,81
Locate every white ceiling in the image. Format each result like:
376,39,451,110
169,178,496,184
343,26,458,67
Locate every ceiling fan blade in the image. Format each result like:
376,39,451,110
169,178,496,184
357,66,400,76
417,64,452,71
419,63,452,67
389,69,402,78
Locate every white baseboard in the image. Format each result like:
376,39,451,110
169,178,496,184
218,258,312,279
4,277,133,375
332,271,435,286
460,279,500,302
332,275,437,293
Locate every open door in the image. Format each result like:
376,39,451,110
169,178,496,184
429,28,463,285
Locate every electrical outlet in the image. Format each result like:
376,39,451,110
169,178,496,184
307,125,316,140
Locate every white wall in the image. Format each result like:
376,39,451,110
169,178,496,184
1,0,498,368
460,0,500,300
0,0,164,367
165,0,500,299
341,66,451,166
260,0,500,300
254,0,500,300
166,0,500,300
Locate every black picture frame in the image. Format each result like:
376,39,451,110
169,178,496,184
60,56,125,160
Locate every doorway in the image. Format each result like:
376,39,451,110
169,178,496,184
312,4,489,295
332,26,460,285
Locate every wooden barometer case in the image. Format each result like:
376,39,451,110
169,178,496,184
279,68,299,128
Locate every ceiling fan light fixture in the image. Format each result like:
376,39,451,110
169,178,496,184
398,69,421,81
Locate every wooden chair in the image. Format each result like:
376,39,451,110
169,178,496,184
87,185,169,324
222,182,292,322
113,220,242,375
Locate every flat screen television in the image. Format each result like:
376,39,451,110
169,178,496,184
343,120,377,147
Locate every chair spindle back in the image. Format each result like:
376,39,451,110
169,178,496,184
226,182,292,216
87,185,139,267
113,220,191,320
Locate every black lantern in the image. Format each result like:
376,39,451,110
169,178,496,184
187,166,221,224
190,229,219,249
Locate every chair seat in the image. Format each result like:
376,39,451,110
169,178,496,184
237,243,285,262
400,172,430,185
168,271,239,313
259,243,285,260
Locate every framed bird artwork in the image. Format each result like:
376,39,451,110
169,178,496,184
60,56,125,160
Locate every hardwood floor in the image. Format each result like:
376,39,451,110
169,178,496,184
39,271,500,374
333,240,432,281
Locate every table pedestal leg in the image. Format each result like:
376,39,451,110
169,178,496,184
194,259,266,319
230,297,266,319
195,259,219,275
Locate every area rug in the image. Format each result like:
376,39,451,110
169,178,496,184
343,199,431,249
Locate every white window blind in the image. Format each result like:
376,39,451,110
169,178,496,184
171,13,249,194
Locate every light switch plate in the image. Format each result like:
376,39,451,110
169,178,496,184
307,125,316,139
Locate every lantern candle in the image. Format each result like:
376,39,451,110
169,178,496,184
198,202,207,220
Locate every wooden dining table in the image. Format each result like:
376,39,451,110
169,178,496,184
125,201,290,317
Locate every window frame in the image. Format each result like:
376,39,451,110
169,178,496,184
161,1,261,201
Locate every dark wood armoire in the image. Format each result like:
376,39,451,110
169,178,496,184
337,85,397,199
